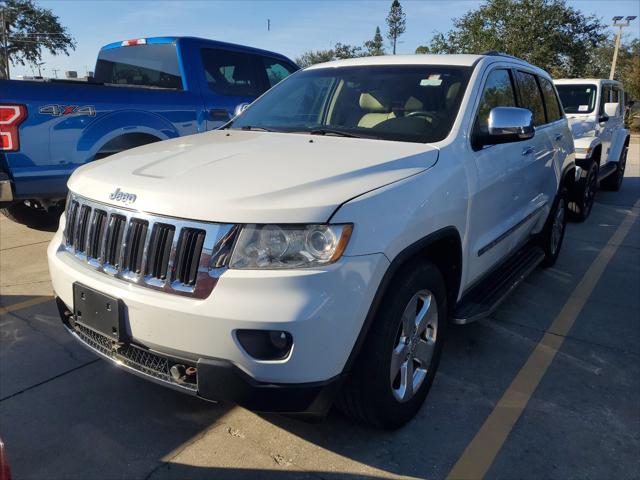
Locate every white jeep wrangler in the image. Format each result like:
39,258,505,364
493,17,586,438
48,53,575,428
555,79,630,220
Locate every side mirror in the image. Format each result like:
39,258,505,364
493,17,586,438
209,109,231,122
481,107,535,146
627,100,635,107
234,102,251,117
603,102,620,118
598,113,609,123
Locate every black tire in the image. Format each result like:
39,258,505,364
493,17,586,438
568,160,597,222
0,202,62,229
600,142,628,191
336,262,447,429
538,187,568,268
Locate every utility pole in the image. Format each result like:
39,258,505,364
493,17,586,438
1,7,9,79
610,15,637,80
51,68,59,78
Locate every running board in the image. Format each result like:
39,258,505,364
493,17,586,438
453,245,545,325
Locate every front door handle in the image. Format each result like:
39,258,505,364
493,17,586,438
521,146,534,156
554,134,563,142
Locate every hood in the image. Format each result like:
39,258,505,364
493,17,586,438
566,115,597,139
69,130,439,223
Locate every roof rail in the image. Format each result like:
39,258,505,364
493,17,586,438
481,50,520,60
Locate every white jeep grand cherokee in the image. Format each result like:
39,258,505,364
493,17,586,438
48,53,575,428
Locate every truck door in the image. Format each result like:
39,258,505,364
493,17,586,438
598,84,614,164
198,48,264,130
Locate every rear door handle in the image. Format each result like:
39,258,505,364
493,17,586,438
521,146,534,156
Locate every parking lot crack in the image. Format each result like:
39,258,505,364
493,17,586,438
0,359,99,402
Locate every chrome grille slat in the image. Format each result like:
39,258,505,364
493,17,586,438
60,193,236,299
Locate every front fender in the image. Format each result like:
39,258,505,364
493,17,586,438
573,136,600,161
608,128,630,163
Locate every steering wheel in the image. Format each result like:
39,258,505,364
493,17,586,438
405,111,438,123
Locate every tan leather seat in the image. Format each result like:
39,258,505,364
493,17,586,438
358,92,396,128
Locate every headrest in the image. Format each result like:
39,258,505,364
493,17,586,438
446,82,461,108
359,92,390,112
404,96,424,111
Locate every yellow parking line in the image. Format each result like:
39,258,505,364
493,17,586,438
447,200,640,480
0,295,53,316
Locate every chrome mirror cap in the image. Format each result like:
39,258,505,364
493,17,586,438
488,107,535,141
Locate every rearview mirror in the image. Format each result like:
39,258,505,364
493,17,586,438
482,107,535,146
604,102,620,118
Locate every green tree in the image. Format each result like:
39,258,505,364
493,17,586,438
386,0,406,55
418,0,606,77
584,37,640,101
295,42,362,68
1,0,75,79
364,26,385,56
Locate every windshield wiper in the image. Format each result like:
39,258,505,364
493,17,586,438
309,128,360,138
239,125,276,132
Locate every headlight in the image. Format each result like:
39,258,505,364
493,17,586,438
229,224,353,269
574,147,592,157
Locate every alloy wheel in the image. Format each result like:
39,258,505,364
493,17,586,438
551,197,565,256
390,290,438,403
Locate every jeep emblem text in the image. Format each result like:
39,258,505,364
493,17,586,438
109,188,137,205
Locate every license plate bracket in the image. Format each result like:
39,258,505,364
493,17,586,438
73,283,126,342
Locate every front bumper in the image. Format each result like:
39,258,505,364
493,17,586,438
56,298,341,415
48,227,389,411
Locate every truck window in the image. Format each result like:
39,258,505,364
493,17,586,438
262,57,296,88
201,49,262,97
599,85,612,113
94,44,183,89
538,77,562,122
516,71,546,126
474,69,517,135
556,84,597,114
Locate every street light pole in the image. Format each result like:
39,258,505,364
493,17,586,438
610,16,637,80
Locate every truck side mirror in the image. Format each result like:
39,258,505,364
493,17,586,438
482,107,535,146
603,102,620,118
209,109,231,122
598,113,610,123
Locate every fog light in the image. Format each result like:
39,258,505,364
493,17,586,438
236,329,293,360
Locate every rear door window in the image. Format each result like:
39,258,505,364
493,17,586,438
262,57,297,88
94,44,183,89
538,77,563,122
201,49,262,97
516,71,546,126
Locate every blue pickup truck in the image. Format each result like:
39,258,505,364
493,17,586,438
0,36,297,225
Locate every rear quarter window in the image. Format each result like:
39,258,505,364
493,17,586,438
538,77,563,122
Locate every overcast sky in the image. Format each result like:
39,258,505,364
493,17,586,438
11,0,640,78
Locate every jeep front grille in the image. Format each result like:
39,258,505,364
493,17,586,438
61,193,238,298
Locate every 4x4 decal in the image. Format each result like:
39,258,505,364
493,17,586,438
39,105,96,117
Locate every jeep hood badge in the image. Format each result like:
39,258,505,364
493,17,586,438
109,187,137,205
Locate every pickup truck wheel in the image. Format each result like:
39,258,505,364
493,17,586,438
600,143,628,191
0,202,62,229
336,262,447,429
569,161,597,222
538,188,567,268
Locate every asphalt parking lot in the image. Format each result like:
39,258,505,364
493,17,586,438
1,138,639,480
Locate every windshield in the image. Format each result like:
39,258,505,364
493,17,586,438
556,84,597,114
231,65,472,143
95,43,183,89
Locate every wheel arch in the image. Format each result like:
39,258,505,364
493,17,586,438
93,132,163,160
341,226,462,375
